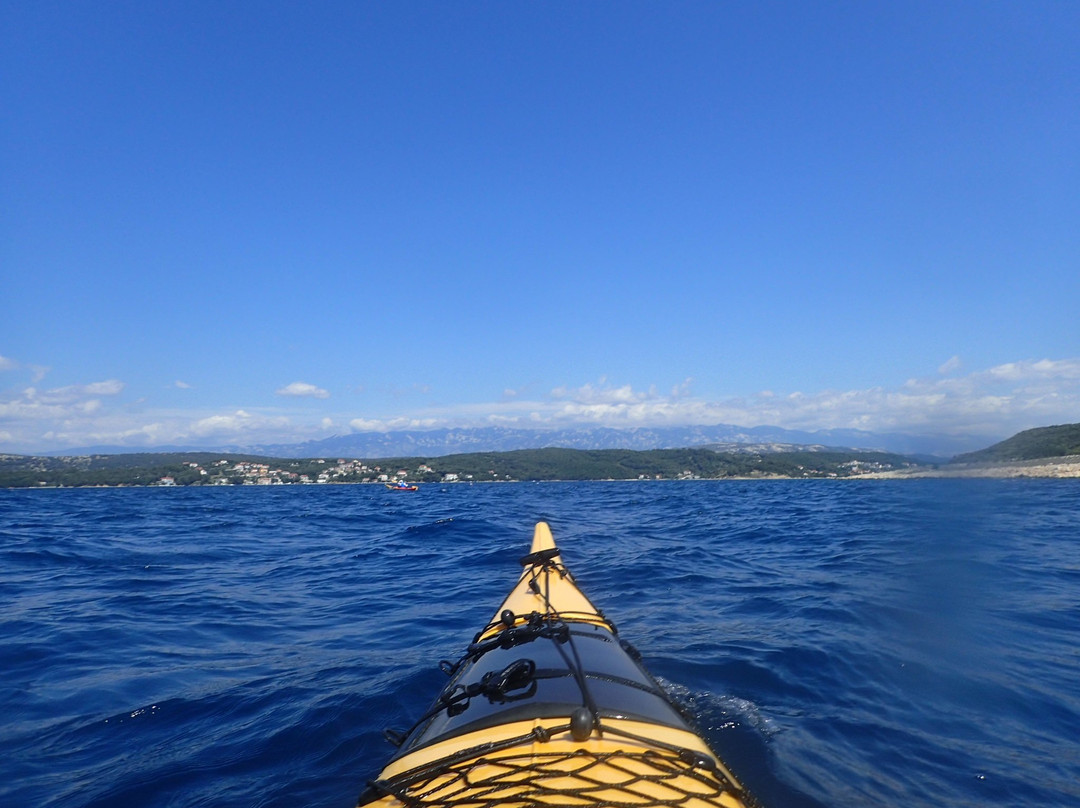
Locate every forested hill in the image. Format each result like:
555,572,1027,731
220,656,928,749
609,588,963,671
951,423,1080,464
0,447,921,488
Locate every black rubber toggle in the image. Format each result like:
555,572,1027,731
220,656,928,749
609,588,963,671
678,748,717,770
500,609,515,627
569,706,594,741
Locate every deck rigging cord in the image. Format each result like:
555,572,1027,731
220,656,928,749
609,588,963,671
363,543,759,808
523,546,603,735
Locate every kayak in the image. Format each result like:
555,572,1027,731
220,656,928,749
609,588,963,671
385,483,419,491
357,521,759,808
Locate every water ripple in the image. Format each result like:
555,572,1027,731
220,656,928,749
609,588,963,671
2,481,1079,807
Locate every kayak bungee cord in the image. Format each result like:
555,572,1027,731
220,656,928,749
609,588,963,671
358,522,761,808
383,657,541,748
521,546,605,739
367,748,740,808
516,550,723,769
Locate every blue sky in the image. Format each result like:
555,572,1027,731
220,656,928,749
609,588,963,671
3,1,1078,453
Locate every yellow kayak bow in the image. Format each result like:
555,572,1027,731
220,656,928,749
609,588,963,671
358,522,759,808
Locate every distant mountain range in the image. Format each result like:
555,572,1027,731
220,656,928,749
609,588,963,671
56,423,996,459
10,423,1080,487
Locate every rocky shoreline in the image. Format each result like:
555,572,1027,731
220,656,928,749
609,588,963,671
865,455,1080,479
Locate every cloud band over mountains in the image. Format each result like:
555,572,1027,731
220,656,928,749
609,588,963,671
1,357,1078,454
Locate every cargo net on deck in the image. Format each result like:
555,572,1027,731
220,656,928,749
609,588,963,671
365,745,756,808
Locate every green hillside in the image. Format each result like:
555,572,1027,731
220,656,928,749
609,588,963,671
399,447,916,482
0,446,921,487
0,452,325,487
952,423,1080,464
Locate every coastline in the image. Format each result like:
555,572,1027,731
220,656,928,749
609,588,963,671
861,455,1080,480
9,465,1080,489
6,450,1080,488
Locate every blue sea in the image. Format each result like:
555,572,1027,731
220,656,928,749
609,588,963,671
2,480,1079,807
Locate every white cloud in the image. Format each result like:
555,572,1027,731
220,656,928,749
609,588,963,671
24,380,126,406
348,416,439,432
348,418,389,432
550,383,646,406
0,380,125,418
174,380,192,389
0,371,334,451
344,359,1080,440
83,380,125,396
938,356,963,375
276,381,330,399
191,409,292,438
3,358,1079,454
0,354,43,380
671,378,694,398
